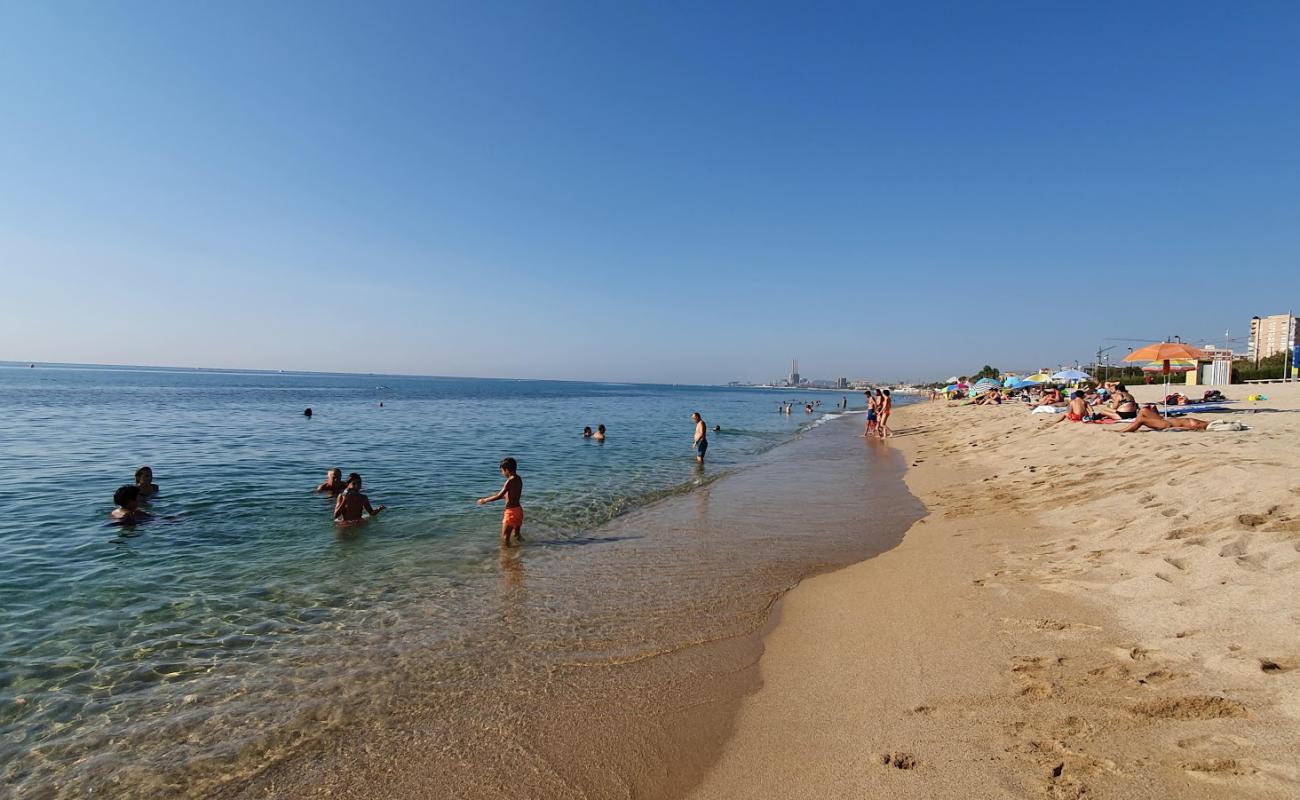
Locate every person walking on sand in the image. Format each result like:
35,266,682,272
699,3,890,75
877,389,894,438
478,457,524,546
691,412,708,463
863,390,877,436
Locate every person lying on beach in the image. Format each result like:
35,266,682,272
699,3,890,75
333,474,385,523
1111,407,1209,433
111,484,150,524
135,466,159,499
593,424,606,441
583,426,593,439
315,467,346,494
477,457,524,546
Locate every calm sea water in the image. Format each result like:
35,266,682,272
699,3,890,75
0,365,879,797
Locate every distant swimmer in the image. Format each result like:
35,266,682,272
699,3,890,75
111,485,150,524
583,426,593,439
712,425,721,432
691,412,708,463
593,424,606,442
333,473,385,523
315,467,346,494
134,466,159,500
303,407,313,418
477,457,524,546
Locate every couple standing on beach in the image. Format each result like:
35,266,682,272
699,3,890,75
863,389,893,438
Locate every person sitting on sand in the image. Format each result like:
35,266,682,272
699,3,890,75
134,466,159,499
1055,391,1091,423
1039,386,1064,406
111,485,150,524
1111,407,1209,433
315,467,346,494
593,424,606,441
333,474,385,523
583,426,593,439
477,457,524,546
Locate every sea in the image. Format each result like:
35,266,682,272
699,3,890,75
0,365,919,798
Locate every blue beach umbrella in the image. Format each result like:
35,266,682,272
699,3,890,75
971,377,1002,396
1051,369,1094,383
1006,378,1037,390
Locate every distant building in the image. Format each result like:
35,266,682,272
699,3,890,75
836,377,848,389
789,359,801,387
1249,314,1297,362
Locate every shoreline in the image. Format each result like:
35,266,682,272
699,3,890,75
214,413,922,800
687,387,1300,799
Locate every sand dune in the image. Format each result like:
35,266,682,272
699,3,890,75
688,383,1300,799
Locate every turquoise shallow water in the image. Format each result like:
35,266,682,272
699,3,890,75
0,365,874,796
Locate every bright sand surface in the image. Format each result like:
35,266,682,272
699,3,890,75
688,383,1300,799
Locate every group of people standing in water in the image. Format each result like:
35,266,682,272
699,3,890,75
108,410,724,546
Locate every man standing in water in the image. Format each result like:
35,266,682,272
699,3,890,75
691,412,708,464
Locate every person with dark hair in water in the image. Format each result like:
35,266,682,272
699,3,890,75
582,426,593,439
593,424,606,442
333,474,385,523
134,466,159,499
478,457,524,546
111,485,149,524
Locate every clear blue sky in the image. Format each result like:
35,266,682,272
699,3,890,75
3,1,1299,383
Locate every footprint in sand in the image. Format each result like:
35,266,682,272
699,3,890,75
1131,695,1249,720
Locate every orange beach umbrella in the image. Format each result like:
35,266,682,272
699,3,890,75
1124,342,1206,416
1123,342,1207,363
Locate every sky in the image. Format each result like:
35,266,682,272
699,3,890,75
3,1,1299,384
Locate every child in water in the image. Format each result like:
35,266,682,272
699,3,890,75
333,473,385,523
477,457,524,546
111,485,150,524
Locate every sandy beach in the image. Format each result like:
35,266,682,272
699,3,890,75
689,384,1300,799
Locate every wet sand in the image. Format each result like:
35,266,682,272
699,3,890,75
214,414,921,799
689,385,1300,799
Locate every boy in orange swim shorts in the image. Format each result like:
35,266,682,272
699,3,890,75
477,457,524,546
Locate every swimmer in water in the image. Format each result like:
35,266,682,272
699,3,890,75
303,407,313,418
111,485,150,524
593,424,606,441
333,473,385,523
134,466,159,500
477,457,524,546
315,467,346,495
583,426,593,439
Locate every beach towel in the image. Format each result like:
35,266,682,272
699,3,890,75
1031,406,1067,415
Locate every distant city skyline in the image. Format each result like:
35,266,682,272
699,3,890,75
4,3,1299,383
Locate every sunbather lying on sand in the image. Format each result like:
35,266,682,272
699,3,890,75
1111,407,1209,433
